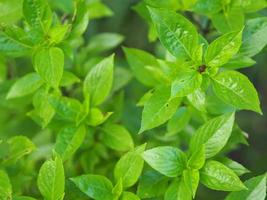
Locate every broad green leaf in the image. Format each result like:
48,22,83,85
83,55,114,106
187,89,206,112
0,0,23,25
37,155,65,200
164,178,191,200
143,146,187,177
60,71,80,87
136,89,154,107
49,24,70,44
188,145,205,170
34,47,64,88
121,192,140,200
0,170,12,200
217,157,250,176
225,174,267,200
190,113,235,158
137,171,168,199
112,179,123,200
212,70,261,113
193,0,222,14
71,174,113,200
223,55,256,70
171,69,202,97
87,1,113,19
183,169,199,198
114,144,146,188
148,7,199,60
6,72,43,99
139,85,181,133
240,17,267,57
102,123,134,152
55,125,86,161
123,47,162,87
205,30,243,68
200,160,246,191
87,33,124,55
23,0,52,31
167,107,191,135
239,0,267,12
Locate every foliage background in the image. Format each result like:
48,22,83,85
0,0,266,199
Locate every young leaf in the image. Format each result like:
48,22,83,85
34,47,64,88
143,146,187,177
101,123,134,152
71,174,113,200
211,70,261,113
86,108,112,127
83,54,114,106
148,7,199,60
139,85,181,133
6,72,43,99
205,30,243,68
183,169,199,198
200,160,246,191
0,170,12,200
164,178,191,200
190,113,235,158
225,174,267,200
37,155,65,200
114,144,146,188
137,171,168,199
171,69,202,97
123,47,161,87
54,125,86,161
188,145,205,170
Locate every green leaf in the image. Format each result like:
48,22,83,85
225,174,267,200
188,145,205,170
123,47,162,87
34,47,64,88
37,155,65,200
83,55,114,106
217,157,250,176
49,24,70,44
60,71,80,87
139,85,181,133
205,30,243,68
87,33,124,55
55,125,86,161
211,70,261,113
187,89,206,112
137,171,168,199
193,0,222,15
23,0,52,31
200,160,246,191
240,17,267,57
143,146,187,177
13,196,37,200
114,144,146,188
86,108,112,127
171,69,202,97
0,170,12,200
112,179,123,200
183,169,199,198
101,123,134,152
6,72,43,99
164,178,191,200
190,113,235,158
239,0,267,12
121,192,140,200
71,174,113,200
88,1,113,19
148,7,199,60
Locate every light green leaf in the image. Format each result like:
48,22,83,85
183,169,199,198
200,160,246,191
205,30,243,68
148,7,199,60
123,47,162,87
211,70,261,113
171,69,202,97
190,113,235,158
71,174,113,200
188,145,205,170
114,144,146,188
112,179,123,200
54,125,86,161
0,170,12,200
164,178,191,200
225,174,266,200
60,71,80,87
102,123,134,152
143,146,187,177
88,2,113,19
239,0,267,12
37,155,65,200
13,196,37,200
121,192,140,200
86,108,112,127
240,17,267,57
23,0,52,31
49,24,70,44
139,85,181,134
34,47,64,88
83,55,114,106
6,72,43,99
217,157,250,176
193,0,222,15
137,171,168,199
